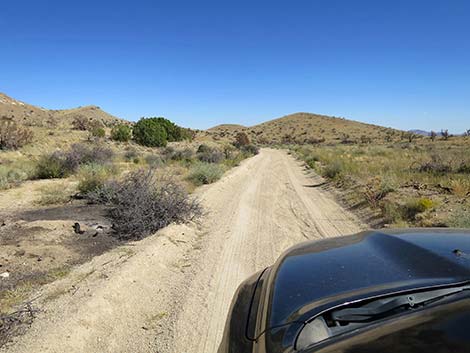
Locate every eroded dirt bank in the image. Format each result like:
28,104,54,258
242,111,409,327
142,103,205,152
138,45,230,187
1,149,365,353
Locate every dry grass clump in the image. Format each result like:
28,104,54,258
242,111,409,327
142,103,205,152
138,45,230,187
35,182,76,205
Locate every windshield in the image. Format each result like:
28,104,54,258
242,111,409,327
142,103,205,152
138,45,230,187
296,283,470,350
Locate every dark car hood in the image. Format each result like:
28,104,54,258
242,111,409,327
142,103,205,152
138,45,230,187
265,229,470,332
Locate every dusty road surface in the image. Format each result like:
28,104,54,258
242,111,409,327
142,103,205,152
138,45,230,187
2,149,365,353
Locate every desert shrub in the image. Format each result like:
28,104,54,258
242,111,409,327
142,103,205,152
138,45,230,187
323,161,344,179
123,148,139,161
197,148,224,163
223,145,236,159
381,201,405,225
197,144,212,154
111,124,132,142
0,120,33,150
403,198,435,220
161,146,175,159
71,115,102,131
145,154,165,167
362,176,396,208
63,143,114,171
87,169,202,239
132,117,189,147
71,115,89,130
223,152,247,168
151,117,183,142
187,162,224,185
35,153,69,179
77,164,114,194
171,148,194,162
35,144,114,179
304,155,321,169
233,132,250,148
0,164,33,189
90,127,105,138
416,155,452,174
457,162,470,174
241,144,259,155
133,118,168,147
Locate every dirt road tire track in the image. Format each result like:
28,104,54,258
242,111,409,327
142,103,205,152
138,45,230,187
1,149,365,353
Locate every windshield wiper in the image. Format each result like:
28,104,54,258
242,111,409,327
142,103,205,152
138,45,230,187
331,285,470,323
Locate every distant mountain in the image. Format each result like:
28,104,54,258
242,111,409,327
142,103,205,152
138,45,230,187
408,130,466,137
408,129,431,136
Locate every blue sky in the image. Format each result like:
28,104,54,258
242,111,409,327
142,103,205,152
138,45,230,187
1,0,469,132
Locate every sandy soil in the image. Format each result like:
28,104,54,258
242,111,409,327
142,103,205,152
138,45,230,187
1,149,365,353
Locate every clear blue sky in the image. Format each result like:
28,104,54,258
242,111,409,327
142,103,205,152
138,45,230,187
1,0,469,132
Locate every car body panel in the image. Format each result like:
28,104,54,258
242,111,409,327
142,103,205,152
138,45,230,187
218,229,470,353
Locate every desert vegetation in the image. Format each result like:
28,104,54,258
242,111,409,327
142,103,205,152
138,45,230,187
132,117,192,147
0,98,259,329
292,140,470,228
110,124,132,142
86,170,203,240
0,120,33,150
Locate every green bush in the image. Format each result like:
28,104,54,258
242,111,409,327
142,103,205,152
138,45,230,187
152,117,182,142
77,164,114,194
187,162,225,186
133,118,168,147
35,153,69,179
111,124,132,142
91,127,106,138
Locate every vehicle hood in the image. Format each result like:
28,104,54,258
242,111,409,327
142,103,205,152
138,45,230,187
264,229,470,339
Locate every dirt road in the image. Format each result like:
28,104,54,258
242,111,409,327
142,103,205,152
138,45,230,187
2,149,364,353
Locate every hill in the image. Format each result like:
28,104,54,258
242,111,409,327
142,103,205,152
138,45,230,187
0,93,126,129
206,112,403,144
0,93,130,155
